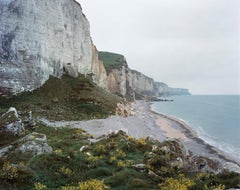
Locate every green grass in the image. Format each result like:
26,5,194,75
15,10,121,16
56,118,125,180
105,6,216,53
99,51,126,69
0,74,121,121
0,125,239,190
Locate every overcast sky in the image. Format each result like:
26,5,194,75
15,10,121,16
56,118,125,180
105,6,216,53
78,0,240,95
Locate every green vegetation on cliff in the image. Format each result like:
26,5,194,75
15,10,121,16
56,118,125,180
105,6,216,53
0,74,121,121
0,125,239,190
99,52,127,72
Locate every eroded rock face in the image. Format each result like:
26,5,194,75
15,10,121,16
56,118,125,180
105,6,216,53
0,0,105,96
106,66,127,96
91,44,107,89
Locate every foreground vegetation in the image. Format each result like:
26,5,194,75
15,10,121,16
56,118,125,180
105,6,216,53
0,124,239,190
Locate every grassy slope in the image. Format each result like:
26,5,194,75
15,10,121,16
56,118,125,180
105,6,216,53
0,74,121,121
0,125,239,190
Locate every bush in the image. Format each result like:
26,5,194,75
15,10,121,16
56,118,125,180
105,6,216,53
0,162,18,181
59,166,73,177
34,182,47,190
159,174,194,190
78,179,106,190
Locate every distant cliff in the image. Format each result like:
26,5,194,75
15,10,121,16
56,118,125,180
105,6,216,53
99,52,190,98
0,0,190,99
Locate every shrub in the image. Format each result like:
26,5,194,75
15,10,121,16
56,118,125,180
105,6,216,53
34,182,47,190
62,185,79,190
159,174,194,190
94,144,107,155
54,149,63,155
0,162,18,181
116,150,126,158
136,138,147,146
109,156,117,164
213,184,225,190
117,161,125,169
78,179,106,190
59,166,73,177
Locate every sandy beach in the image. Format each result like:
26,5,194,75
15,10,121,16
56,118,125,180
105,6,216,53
39,100,240,173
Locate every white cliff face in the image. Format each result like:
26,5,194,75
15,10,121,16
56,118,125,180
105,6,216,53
127,70,156,96
0,0,101,95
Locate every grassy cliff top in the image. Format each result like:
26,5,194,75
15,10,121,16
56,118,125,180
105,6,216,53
99,51,126,68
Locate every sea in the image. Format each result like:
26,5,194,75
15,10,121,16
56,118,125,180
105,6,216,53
151,95,240,162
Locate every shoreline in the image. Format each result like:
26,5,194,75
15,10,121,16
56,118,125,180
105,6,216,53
149,101,240,167
39,100,240,173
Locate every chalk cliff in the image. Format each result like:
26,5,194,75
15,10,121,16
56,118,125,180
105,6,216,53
0,0,190,98
0,0,106,96
99,51,190,98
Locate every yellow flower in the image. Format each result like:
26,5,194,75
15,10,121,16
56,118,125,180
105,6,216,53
34,182,47,190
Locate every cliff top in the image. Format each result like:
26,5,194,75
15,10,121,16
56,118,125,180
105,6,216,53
99,51,127,68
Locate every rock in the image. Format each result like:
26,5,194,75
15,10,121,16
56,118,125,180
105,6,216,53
63,63,79,78
160,146,170,154
171,157,184,169
16,132,52,155
79,145,89,152
0,107,24,135
133,164,147,170
222,162,240,174
189,156,220,174
148,170,158,177
52,97,59,104
0,145,14,158
152,145,158,152
116,103,132,117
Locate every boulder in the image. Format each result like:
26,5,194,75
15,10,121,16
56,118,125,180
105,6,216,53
0,107,24,135
16,132,52,155
0,145,14,158
133,164,146,170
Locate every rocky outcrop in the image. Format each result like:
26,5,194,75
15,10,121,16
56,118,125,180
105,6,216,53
16,132,52,155
0,132,52,158
0,107,24,135
0,0,106,96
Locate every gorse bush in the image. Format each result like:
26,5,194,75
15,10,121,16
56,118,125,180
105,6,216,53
61,179,106,190
59,166,73,177
34,182,47,190
61,185,79,190
78,179,106,190
0,162,18,181
159,174,194,190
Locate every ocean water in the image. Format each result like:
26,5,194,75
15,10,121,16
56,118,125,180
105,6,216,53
151,95,240,161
